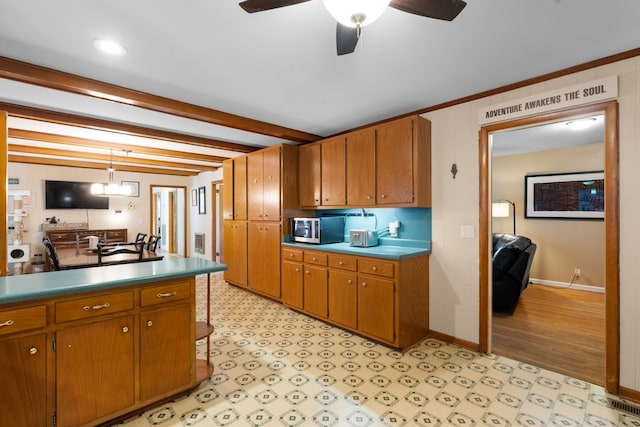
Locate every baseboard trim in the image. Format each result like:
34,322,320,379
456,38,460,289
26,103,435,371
428,330,481,352
619,386,640,404
529,278,604,293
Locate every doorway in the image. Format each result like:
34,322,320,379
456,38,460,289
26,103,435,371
150,185,187,256
479,101,619,392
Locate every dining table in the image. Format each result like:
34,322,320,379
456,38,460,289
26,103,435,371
55,246,164,269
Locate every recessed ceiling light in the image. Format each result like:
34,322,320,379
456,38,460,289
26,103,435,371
93,39,127,56
565,117,597,130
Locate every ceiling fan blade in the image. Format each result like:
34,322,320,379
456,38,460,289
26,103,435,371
336,23,359,56
390,0,467,21
239,0,311,13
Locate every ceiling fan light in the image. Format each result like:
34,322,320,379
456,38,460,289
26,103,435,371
323,0,390,28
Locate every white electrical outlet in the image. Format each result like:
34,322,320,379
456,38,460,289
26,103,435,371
574,268,581,276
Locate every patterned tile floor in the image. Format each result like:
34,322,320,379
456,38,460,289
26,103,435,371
115,274,639,426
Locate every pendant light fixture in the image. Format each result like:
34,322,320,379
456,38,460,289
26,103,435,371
91,150,134,197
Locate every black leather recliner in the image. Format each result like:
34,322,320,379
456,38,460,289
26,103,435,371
492,233,537,312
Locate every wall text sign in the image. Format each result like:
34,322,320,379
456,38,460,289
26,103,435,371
479,76,617,125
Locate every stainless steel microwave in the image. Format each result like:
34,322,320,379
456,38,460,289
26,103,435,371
292,217,344,244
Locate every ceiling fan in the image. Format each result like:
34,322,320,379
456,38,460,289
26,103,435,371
239,0,467,55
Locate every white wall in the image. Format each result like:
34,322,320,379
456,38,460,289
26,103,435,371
8,163,189,253
424,56,640,392
188,169,222,259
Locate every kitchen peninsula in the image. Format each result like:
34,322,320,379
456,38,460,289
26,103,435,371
0,257,226,427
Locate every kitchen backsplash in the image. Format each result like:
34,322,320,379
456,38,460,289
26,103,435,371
317,207,431,247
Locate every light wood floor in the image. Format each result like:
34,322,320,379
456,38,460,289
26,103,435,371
492,284,605,386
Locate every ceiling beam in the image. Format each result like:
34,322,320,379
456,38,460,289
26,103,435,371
0,101,259,154
8,129,228,163
8,155,199,176
0,56,322,144
7,144,217,172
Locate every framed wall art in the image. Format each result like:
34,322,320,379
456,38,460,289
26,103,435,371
121,181,139,197
525,171,604,219
198,186,206,214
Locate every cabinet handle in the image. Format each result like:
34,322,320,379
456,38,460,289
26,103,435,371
380,194,386,199
312,257,317,261
289,253,294,257
122,326,129,333
362,282,367,287
305,271,310,275
83,303,110,311
324,198,329,202
0,320,15,328
372,266,378,271
295,268,300,272
147,320,153,327
347,279,352,284
29,347,38,355
157,291,177,298
367,195,372,200
338,261,344,266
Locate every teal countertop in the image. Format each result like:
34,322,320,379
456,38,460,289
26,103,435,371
0,257,227,305
282,241,430,260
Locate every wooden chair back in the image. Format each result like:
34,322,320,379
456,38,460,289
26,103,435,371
97,242,143,265
146,235,161,252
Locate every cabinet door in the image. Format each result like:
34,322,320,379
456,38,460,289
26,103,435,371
328,270,357,329
358,275,395,343
262,147,281,221
233,156,248,220
346,128,376,206
299,143,321,207
376,117,414,204
248,222,281,299
303,265,328,318
223,220,248,286
222,159,234,220
0,334,48,427
140,303,192,401
247,151,264,220
321,136,346,206
282,260,303,309
56,315,135,427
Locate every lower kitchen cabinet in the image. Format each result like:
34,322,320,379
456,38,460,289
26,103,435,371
223,220,248,286
0,333,48,427
282,247,429,349
56,315,135,427
0,275,202,427
248,221,281,299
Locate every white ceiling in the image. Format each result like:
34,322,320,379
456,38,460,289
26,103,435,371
0,0,639,173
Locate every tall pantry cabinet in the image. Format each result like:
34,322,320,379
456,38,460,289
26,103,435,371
222,144,299,300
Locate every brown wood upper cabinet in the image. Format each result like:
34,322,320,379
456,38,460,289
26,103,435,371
222,156,247,220
247,146,281,221
299,114,431,208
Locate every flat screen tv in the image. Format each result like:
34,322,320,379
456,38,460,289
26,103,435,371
44,180,110,210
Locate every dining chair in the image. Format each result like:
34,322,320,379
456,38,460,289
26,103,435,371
146,235,161,252
135,233,147,245
97,242,143,266
43,237,61,271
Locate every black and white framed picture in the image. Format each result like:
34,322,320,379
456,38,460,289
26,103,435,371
198,186,206,214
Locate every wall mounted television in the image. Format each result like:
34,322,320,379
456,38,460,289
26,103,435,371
44,180,110,210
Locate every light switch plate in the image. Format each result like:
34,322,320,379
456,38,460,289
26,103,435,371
460,225,475,239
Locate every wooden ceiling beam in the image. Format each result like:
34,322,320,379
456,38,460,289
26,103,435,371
8,129,228,163
0,101,259,153
0,56,321,144
8,155,199,176
7,144,218,172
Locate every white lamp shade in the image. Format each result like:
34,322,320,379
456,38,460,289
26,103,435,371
492,202,511,218
323,0,391,27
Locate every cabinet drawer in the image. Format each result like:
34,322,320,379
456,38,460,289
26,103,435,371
48,232,70,242
0,305,47,336
56,291,134,323
304,251,327,266
140,279,192,307
358,258,395,278
107,229,126,240
78,230,103,239
282,248,303,262
328,254,357,271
